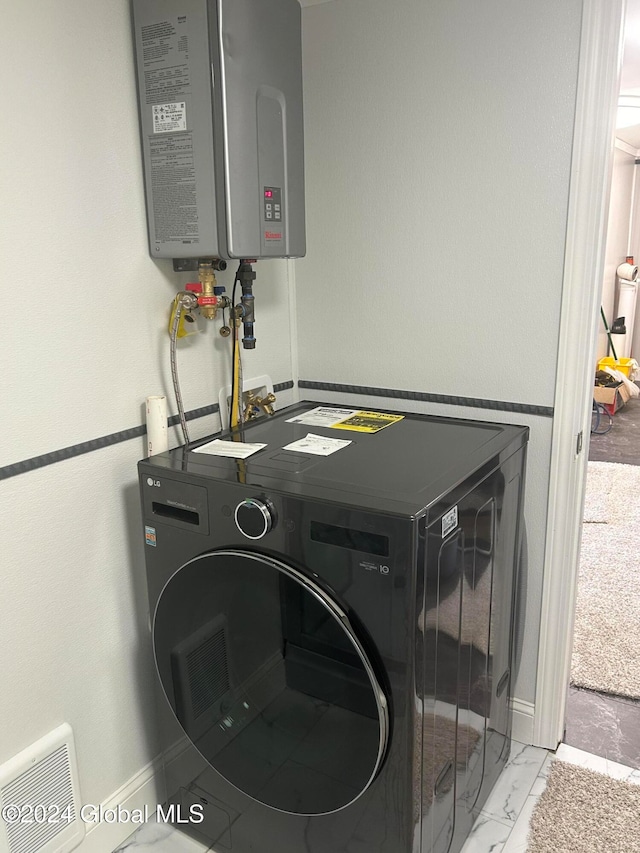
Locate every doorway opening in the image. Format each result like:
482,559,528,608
564,0,640,768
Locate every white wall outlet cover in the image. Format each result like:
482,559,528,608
218,374,275,430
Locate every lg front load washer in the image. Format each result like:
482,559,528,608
138,401,528,853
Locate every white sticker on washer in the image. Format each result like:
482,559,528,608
193,439,267,458
152,102,187,133
285,406,360,427
442,506,458,538
282,433,352,456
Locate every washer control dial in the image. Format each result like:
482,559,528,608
235,498,275,539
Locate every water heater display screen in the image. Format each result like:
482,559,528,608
263,186,282,222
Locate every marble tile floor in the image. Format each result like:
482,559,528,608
460,743,640,853
114,741,640,853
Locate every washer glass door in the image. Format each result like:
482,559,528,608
153,550,389,815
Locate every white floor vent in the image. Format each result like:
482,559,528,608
0,724,84,853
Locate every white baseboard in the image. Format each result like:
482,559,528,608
511,696,535,745
78,757,163,853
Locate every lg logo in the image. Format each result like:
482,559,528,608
147,478,161,488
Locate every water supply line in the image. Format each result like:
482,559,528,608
166,258,265,446
169,290,199,446
169,260,231,447
231,316,242,430
228,260,258,430
229,261,244,430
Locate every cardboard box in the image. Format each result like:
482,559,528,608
593,381,631,415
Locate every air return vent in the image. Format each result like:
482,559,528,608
0,724,84,853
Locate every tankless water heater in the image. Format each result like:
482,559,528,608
132,0,306,262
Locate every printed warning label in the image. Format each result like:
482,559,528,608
330,411,405,433
286,407,360,428
282,433,352,456
149,132,198,242
441,506,458,539
152,102,187,134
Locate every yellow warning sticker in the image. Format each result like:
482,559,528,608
330,411,405,433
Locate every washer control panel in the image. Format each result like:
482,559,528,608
235,497,276,539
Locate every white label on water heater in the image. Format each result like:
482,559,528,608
442,506,458,538
152,102,187,133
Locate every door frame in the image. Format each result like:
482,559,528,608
533,0,626,748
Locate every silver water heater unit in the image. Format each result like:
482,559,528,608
133,0,306,263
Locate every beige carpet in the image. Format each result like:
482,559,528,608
528,760,640,852
570,461,640,699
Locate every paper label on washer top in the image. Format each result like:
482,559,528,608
285,406,360,427
286,406,404,433
330,411,405,433
282,433,352,456
193,439,267,459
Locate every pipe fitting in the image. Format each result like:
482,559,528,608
238,261,257,349
197,262,219,320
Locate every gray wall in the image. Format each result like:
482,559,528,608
0,0,294,840
297,0,584,702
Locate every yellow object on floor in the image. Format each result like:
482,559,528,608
597,356,635,377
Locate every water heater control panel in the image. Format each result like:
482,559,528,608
264,188,282,223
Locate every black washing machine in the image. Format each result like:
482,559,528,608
138,402,528,853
